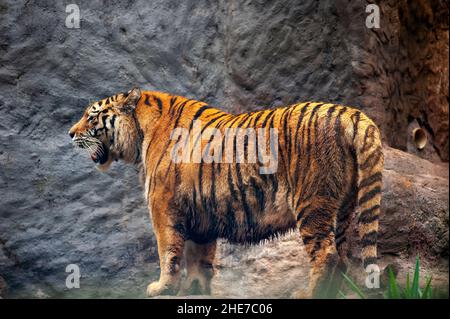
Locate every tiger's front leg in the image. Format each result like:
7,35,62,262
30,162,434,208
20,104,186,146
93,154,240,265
146,196,185,297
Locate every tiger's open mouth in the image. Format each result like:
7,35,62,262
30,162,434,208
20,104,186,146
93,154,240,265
73,138,109,165
90,143,109,164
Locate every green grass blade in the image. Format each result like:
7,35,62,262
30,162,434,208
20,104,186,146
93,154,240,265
387,266,400,299
411,256,420,299
405,272,411,299
342,273,367,299
338,290,347,299
421,276,433,299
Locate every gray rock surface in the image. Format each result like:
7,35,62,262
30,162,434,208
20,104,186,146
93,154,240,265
0,0,448,298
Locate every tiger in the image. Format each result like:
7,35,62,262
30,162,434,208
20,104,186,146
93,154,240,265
69,88,383,298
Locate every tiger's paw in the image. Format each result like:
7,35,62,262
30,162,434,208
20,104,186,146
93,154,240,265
146,281,176,297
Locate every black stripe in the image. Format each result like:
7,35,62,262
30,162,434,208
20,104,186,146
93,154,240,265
285,106,296,173
144,95,151,106
334,107,347,165
359,205,380,224
281,106,292,175
362,125,375,152
210,161,217,211
169,96,178,116
361,230,377,247
299,104,322,196
172,223,186,240
293,105,309,184
180,103,215,153
301,235,314,245
261,109,277,128
363,256,377,268
359,172,382,189
252,110,266,127
335,151,358,247
235,161,253,231
296,203,311,221
360,146,383,170
168,256,180,275
336,236,346,246
171,99,190,129
101,115,109,135
213,116,231,173
154,97,163,114
268,174,278,202
249,177,265,211
188,104,211,131
325,105,337,129
310,241,322,261
200,113,228,132
191,113,228,154
253,110,267,168
300,208,329,230
235,114,252,161
358,186,381,206
307,224,335,259
336,189,356,223
235,165,252,220
227,167,238,201
237,114,251,128
259,110,278,175
224,200,237,239
220,114,243,162
268,108,277,128
110,115,116,128
294,103,311,148
352,111,361,142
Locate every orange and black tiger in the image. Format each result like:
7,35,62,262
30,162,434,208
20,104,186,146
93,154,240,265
69,88,383,298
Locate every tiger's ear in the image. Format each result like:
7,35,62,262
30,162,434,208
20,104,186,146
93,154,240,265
120,87,141,112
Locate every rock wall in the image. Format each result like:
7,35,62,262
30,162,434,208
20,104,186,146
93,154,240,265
0,0,448,298
355,0,449,161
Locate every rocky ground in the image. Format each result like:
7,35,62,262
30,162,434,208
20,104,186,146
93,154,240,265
0,0,448,298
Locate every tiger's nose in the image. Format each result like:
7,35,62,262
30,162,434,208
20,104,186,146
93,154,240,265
68,129,75,139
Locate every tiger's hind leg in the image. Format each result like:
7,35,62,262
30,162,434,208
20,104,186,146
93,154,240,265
293,200,345,299
178,240,217,296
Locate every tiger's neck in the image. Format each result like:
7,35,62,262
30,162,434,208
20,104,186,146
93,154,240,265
134,90,214,139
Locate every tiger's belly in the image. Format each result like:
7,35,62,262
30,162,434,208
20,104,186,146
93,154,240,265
179,165,296,245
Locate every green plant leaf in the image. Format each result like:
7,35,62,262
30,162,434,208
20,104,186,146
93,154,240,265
411,256,420,299
405,272,411,299
342,272,367,299
338,290,347,299
387,266,400,299
421,276,433,299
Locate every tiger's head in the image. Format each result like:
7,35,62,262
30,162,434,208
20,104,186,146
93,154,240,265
69,87,143,171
